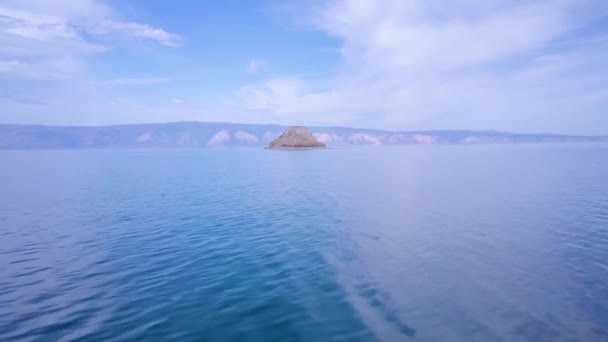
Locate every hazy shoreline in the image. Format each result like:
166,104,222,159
0,121,605,150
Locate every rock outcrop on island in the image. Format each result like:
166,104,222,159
267,126,326,149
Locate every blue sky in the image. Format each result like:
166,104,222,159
0,0,607,134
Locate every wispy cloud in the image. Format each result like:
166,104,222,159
239,0,608,133
0,0,183,122
0,1,183,55
89,21,184,47
247,59,265,74
0,0,182,81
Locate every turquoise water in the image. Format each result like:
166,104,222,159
1,145,607,341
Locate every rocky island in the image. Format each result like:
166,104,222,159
267,126,326,149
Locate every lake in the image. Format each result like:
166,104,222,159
1,145,607,341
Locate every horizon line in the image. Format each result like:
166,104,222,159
0,120,605,137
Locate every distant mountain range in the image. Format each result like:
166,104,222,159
0,122,605,149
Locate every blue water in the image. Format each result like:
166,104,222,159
1,145,607,341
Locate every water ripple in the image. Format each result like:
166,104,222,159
1,146,607,341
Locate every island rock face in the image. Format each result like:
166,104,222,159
267,126,326,149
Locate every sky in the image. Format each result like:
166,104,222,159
0,0,607,134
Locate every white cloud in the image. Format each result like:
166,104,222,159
0,0,183,123
171,98,185,105
239,0,608,133
247,59,265,74
0,0,182,48
315,0,579,72
0,0,182,81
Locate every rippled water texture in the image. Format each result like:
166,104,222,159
1,145,607,341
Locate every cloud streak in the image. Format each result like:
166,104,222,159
89,21,184,47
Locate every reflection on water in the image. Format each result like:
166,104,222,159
0,145,607,341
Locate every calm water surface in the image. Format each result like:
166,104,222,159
1,145,607,341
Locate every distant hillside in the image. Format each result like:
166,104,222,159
0,122,604,149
